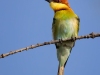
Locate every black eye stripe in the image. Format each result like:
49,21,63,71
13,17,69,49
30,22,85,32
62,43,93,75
54,0,59,2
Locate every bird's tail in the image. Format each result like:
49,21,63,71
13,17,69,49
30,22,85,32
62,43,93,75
57,65,64,75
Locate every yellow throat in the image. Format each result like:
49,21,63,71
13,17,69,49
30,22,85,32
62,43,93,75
50,2,70,11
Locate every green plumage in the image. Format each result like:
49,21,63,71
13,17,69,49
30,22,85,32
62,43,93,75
52,10,80,67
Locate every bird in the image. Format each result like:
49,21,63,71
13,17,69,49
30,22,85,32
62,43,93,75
45,0,80,75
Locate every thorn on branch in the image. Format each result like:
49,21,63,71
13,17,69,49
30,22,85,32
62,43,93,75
26,47,28,51
37,43,40,46
31,45,34,49
87,35,90,38
59,39,63,43
84,36,86,38
19,50,22,52
50,40,53,44
10,51,13,54
46,42,50,45
71,37,76,41
1,54,4,58
74,37,77,40
44,42,47,45
89,32,95,39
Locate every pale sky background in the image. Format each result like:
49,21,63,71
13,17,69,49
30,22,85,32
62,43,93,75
0,0,100,75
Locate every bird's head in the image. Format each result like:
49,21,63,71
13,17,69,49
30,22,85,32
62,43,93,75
45,0,70,11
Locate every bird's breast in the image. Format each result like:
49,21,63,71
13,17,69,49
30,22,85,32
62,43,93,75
52,18,78,40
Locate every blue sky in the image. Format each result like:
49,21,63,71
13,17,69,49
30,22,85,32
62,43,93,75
0,0,100,75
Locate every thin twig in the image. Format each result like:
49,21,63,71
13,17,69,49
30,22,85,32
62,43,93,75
0,32,100,58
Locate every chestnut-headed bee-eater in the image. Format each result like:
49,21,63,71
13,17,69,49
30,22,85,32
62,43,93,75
45,0,80,75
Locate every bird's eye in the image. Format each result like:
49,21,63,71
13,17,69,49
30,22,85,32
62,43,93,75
57,0,59,2
54,0,60,2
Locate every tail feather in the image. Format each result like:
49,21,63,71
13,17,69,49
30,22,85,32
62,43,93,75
57,42,75,75
57,66,64,75
64,47,72,67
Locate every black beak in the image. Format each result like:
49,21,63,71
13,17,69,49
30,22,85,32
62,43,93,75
45,0,51,3
45,0,60,3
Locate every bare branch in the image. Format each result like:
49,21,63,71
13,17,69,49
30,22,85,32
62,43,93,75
0,32,100,58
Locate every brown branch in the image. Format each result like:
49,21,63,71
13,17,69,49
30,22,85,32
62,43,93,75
0,32,100,58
